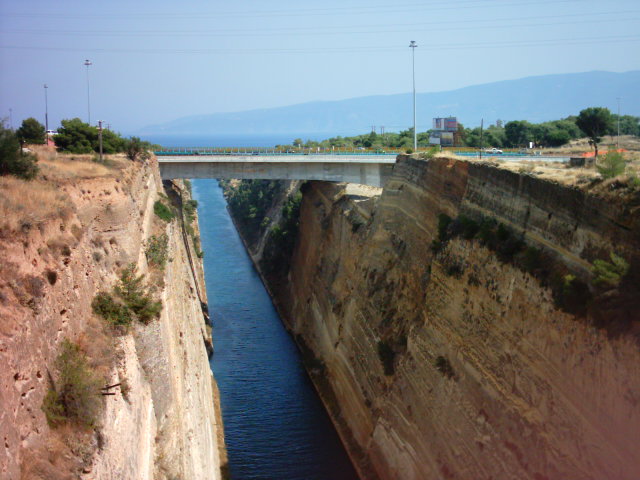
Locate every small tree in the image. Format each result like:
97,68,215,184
54,118,96,153
125,136,151,161
0,121,39,179
16,117,45,144
41,339,103,427
597,150,626,178
576,107,612,159
504,120,533,148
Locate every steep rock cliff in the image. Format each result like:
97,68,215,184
0,155,224,479
245,156,639,479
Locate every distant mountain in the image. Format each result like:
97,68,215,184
140,71,640,135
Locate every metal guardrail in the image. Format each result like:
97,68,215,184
154,147,402,156
154,146,571,160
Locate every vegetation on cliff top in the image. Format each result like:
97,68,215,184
16,117,46,145
53,118,156,156
281,108,638,150
0,121,39,180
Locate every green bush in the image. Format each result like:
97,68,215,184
592,252,629,287
41,339,103,427
0,121,39,180
260,191,302,276
54,118,126,154
146,234,169,269
597,150,626,179
154,200,174,222
115,265,162,324
183,199,198,223
91,292,131,326
93,264,162,326
125,136,152,162
16,117,45,144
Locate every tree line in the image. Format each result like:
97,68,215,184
287,107,639,150
1,117,156,180
10,116,156,156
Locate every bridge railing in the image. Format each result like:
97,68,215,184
153,146,407,156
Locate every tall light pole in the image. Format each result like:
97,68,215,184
44,84,49,143
84,59,92,125
616,97,621,150
409,41,418,151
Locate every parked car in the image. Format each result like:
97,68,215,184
485,147,503,154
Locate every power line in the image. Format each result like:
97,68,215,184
2,34,638,55
5,14,638,38
2,0,591,20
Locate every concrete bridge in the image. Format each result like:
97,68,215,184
156,151,398,187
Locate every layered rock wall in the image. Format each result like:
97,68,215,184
0,158,223,479
268,156,639,479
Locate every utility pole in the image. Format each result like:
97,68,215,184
9,108,13,129
410,40,417,151
44,84,49,144
617,97,621,150
84,59,92,125
479,118,484,159
98,120,103,162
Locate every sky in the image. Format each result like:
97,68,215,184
1,0,639,133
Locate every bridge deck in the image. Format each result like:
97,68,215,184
157,154,396,187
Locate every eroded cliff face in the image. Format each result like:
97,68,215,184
261,156,639,479
0,156,223,479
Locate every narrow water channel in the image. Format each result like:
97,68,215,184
193,180,359,480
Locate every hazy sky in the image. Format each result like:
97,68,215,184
1,0,639,133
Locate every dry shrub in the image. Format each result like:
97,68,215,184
76,315,115,377
70,223,83,241
0,176,74,233
46,235,74,257
21,423,96,479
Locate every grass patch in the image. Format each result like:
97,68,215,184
42,339,103,428
153,200,174,222
0,176,73,233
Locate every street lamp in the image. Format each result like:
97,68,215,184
84,59,92,125
617,97,621,150
409,40,418,151
44,84,49,143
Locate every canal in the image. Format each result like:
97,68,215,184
193,180,358,480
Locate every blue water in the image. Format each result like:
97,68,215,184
194,180,358,480
141,133,332,148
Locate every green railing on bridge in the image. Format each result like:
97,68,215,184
154,146,404,156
